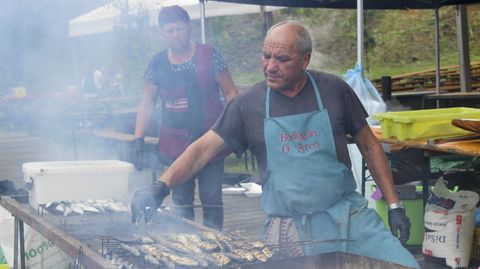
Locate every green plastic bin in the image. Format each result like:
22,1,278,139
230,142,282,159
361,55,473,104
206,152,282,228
0,245,9,269
372,185,425,246
373,107,480,141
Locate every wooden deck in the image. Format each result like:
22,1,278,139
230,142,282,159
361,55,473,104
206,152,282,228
0,131,479,268
372,61,480,94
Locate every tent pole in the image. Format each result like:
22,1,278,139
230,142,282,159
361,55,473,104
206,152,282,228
434,7,441,108
357,0,364,78
455,4,472,93
199,0,206,44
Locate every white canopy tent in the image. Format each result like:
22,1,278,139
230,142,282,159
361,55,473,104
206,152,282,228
68,0,283,37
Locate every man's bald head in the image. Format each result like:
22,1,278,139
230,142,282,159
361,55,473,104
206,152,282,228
266,21,312,56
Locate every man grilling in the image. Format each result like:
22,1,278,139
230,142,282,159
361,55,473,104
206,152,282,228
131,21,419,268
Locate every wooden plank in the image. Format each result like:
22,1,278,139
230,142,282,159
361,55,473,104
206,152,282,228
91,130,159,145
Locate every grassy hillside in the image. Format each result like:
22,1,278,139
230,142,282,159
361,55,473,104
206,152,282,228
209,5,480,85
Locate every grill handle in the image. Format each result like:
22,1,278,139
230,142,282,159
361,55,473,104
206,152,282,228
24,177,33,191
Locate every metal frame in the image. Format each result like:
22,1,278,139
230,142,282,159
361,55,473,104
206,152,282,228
0,196,116,269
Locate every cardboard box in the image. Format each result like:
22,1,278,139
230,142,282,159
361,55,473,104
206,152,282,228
23,160,134,209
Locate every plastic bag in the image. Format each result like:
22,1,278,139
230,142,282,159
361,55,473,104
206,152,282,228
344,63,386,125
422,177,479,268
0,205,74,268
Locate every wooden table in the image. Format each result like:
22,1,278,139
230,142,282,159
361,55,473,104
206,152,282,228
372,127,480,157
423,90,480,108
368,127,480,204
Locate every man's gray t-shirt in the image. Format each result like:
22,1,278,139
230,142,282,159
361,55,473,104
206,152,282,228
213,70,368,184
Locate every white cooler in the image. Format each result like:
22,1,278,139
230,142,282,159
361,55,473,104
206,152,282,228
23,160,134,209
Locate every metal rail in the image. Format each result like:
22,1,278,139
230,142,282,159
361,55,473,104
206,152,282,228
0,196,116,269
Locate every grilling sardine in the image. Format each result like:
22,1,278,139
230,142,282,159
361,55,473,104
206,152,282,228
119,243,140,256
197,241,220,252
201,231,218,241
163,252,199,267
141,245,175,269
262,247,273,259
144,254,160,266
211,252,232,267
252,249,268,262
185,233,202,243
232,249,255,262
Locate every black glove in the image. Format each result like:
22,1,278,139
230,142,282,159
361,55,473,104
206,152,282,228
131,137,145,170
388,207,411,245
131,181,170,223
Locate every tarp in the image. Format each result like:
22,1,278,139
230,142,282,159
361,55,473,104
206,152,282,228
211,0,480,9
69,0,283,37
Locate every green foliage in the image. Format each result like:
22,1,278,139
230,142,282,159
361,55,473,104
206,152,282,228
75,5,480,89
224,152,258,175
206,14,266,84
212,6,480,83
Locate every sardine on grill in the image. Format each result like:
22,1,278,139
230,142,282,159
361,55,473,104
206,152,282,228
161,240,195,254
232,249,255,262
181,241,203,254
119,243,140,256
141,245,175,269
70,204,84,215
197,241,221,252
185,233,202,243
140,236,155,244
144,254,160,266
76,202,101,214
211,252,232,267
252,249,268,262
170,233,190,244
191,255,209,268
157,256,175,269
163,252,199,267
262,247,273,259
234,240,265,250
201,231,218,241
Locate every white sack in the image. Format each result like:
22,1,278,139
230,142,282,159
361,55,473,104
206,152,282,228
422,177,479,268
0,205,74,268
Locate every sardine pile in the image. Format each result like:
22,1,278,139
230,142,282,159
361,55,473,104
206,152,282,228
107,230,274,268
44,199,129,216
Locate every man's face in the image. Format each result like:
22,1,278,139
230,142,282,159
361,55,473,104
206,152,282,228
161,21,190,51
261,27,310,92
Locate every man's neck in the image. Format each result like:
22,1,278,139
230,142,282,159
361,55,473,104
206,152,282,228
278,74,308,98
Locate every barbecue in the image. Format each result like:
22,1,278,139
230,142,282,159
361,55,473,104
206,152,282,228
1,196,412,269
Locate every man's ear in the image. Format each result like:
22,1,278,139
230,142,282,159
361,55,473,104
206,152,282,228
302,52,311,70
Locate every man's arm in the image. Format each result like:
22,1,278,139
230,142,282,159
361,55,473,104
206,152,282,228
216,68,238,103
160,130,226,188
354,125,412,244
353,125,399,204
134,83,158,137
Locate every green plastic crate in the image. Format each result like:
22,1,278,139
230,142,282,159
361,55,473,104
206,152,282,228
373,107,480,141
0,245,8,269
372,185,425,246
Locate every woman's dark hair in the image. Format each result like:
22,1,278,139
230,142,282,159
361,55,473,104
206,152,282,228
158,5,190,26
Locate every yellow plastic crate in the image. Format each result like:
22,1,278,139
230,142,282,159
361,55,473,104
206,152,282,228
373,107,480,141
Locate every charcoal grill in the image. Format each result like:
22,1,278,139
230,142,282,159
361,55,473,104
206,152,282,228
0,196,413,269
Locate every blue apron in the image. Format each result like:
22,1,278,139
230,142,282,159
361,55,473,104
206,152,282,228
262,72,419,268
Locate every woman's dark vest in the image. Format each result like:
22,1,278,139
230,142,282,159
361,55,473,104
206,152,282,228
151,44,225,163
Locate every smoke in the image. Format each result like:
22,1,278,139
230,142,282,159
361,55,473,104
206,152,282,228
0,0,139,176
